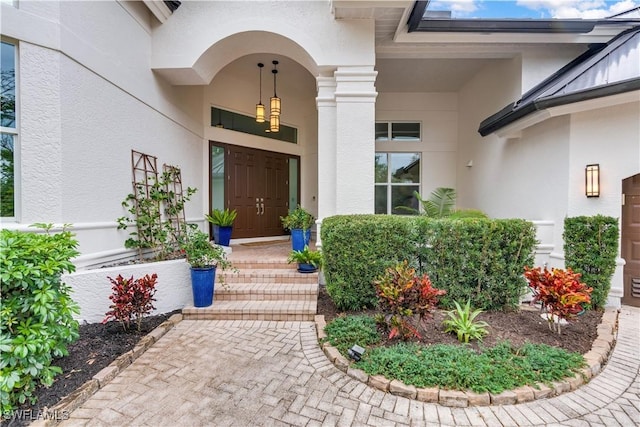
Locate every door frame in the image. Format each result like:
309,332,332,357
622,174,640,307
208,141,301,239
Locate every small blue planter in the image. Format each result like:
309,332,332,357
214,226,233,246
190,267,216,307
297,263,318,273
291,228,311,252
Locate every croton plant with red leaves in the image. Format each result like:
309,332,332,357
374,261,446,340
524,266,592,334
103,273,158,331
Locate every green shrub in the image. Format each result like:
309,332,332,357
442,300,489,343
323,315,380,355
564,215,618,310
321,215,412,310
415,217,537,310
321,215,537,311
0,225,80,415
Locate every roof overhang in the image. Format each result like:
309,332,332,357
488,86,640,139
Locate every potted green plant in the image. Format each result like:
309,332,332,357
280,205,315,251
205,208,237,246
181,228,233,307
287,245,323,273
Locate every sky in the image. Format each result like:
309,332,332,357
427,0,640,19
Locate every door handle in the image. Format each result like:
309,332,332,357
260,198,265,215
256,198,260,215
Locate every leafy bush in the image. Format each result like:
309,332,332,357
321,215,537,311
374,261,445,340
524,267,592,334
322,315,380,355
103,274,158,331
355,341,584,394
321,215,412,310
564,215,618,310
442,300,489,343
0,225,80,415
415,217,537,310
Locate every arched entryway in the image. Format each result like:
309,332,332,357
622,174,640,307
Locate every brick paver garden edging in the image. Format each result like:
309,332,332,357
315,308,619,408
31,313,184,427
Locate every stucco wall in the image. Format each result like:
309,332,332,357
3,1,206,266
375,92,458,195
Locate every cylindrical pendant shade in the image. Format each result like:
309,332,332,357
256,103,265,123
270,96,281,116
270,114,280,132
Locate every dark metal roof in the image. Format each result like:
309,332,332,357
164,1,181,13
409,1,640,33
478,26,640,137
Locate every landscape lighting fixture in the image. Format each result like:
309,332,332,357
348,345,365,361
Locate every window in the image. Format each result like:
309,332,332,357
211,107,297,144
375,122,420,141
375,153,420,215
1,40,16,218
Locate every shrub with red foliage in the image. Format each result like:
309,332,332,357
103,273,158,331
374,261,446,340
524,266,592,334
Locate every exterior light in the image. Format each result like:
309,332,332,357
255,63,265,123
270,60,281,116
585,164,600,197
269,114,280,133
348,345,365,361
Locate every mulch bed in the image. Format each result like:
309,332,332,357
317,287,602,354
4,289,602,426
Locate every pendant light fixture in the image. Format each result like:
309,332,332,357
255,63,265,123
269,60,281,132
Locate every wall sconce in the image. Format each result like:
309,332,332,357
255,63,265,123
585,164,600,197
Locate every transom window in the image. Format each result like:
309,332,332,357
375,153,420,215
375,122,421,141
1,40,16,218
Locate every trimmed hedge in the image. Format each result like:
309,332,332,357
415,217,537,310
321,215,537,311
564,215,618,310
321,215,412,310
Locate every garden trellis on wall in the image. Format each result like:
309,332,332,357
127,150,190,259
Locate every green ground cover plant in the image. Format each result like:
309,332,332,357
324,315,585,394
0,225,80,415
322,315,380,355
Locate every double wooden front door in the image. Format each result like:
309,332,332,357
213,143,293,239
622,175,640,307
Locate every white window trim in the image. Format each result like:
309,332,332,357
1,38,18,220
375,152,421,215
375,121,422,142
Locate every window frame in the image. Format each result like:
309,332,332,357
375,152,421,215
375,121,422,142
1,38,19,220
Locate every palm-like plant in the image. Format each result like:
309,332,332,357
442,300,489,343
417,187,456,218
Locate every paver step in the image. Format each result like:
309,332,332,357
182,300,317,321
228,259,292,269
214,282,318,302
220,269,318,284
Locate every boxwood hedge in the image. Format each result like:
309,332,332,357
321,215,537,311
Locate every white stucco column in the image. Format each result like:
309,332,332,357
334,66,377,214
316,76,337,221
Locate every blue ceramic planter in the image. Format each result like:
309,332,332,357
190,267,216,307
214,225,233,246
291,228,311,252
297,263,318,273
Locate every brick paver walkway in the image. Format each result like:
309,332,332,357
62,307,640,426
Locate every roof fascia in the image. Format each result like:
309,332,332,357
143,1,172,23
